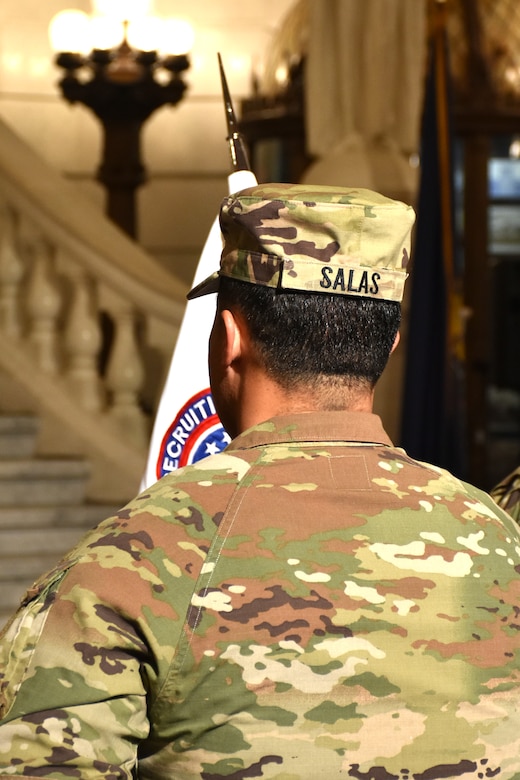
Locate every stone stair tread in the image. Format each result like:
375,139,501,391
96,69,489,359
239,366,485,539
0,414,38,431
0,414,40,459
0,457,91,506
0,503,120,529
0,458,89,478
0,526,97,557
0,408,124,625
0,553,64,582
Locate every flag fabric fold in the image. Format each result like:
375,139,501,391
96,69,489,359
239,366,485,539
140,168,257,491
400,3,466,478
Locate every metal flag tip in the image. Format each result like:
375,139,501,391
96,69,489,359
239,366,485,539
217,52,252,173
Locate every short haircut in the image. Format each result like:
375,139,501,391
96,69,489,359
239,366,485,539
217,277,401,393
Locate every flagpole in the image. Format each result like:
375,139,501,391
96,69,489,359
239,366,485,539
219,52,258,210
218,53,252,174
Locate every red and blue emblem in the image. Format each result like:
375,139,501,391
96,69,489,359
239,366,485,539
156,388,230,479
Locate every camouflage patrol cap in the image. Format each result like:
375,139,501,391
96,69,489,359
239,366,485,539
187,183,415,302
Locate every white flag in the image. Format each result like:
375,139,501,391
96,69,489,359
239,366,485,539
140,168,257,490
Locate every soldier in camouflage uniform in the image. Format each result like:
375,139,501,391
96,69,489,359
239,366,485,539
1,183,520,779
492,465,520,524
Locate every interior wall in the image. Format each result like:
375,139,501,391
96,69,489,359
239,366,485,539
0,0,296,288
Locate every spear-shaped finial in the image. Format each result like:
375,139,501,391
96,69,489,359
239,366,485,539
218,53,252,172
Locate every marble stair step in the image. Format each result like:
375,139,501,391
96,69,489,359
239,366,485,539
0,414,39,459
0,513,118,556
0,410,123,625
0,458,90,506
0,503,120,529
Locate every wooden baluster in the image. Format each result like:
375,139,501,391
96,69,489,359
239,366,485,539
65,269,103,412
0,205,24,337
105,299,148,449
25,237,61,374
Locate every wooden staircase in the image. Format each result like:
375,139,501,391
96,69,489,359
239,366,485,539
0,414,120,626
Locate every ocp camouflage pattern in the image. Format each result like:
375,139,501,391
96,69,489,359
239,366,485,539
189,184,415,302
1,411,520,779
492,465,520,524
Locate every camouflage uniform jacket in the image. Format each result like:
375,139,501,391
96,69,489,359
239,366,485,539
1,411,520,780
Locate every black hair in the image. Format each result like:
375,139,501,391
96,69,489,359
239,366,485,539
217,277,401,393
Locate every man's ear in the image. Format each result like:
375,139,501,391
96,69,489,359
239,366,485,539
220,308,243,368
391,330,401,355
